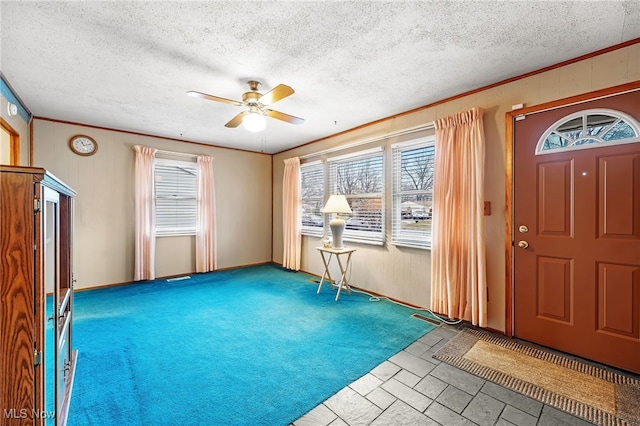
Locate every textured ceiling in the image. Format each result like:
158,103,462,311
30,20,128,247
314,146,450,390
1,1,639,154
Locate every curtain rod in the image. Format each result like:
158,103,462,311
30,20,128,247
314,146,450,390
299,122,434,160
156,149,199,158
131,145,199,159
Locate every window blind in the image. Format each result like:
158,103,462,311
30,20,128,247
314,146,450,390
300,161,324,236
392,139,435,247
328,149,384,243
155,158,197,236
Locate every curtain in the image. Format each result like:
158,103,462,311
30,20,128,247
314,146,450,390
282,157,301,270
196,155,217,273
430,107,487,327
134,145,157,281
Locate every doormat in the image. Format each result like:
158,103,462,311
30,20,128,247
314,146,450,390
433,327,640,426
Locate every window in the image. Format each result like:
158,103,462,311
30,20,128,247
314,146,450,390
392,138,435,248
155,158,197,236
536,109,640,155
328,148,384,244
300,161,324,236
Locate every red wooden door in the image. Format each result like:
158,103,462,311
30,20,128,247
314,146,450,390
513,89,640,373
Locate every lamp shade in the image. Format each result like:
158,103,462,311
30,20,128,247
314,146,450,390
321,194,352,214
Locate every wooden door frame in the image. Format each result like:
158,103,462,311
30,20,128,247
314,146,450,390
1,117,20,165
504,80,640,337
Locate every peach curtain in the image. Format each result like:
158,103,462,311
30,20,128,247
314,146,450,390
430,107,487,327
196,155,217,273
134,145,157,281
282,157,301,270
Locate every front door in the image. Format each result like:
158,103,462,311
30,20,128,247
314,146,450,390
513,89,640,373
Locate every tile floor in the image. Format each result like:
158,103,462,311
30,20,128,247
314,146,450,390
292,323,601,426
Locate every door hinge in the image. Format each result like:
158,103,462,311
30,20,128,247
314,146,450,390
34,198,41,213
34,350,42,366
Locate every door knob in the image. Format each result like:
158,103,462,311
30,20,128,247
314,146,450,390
518,240,529,249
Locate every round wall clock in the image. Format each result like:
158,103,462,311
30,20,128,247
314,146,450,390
69,135,98,156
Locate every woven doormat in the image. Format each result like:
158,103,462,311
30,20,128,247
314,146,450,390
433,328,640,426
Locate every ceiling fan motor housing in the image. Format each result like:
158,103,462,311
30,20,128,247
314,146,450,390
242,90,262,106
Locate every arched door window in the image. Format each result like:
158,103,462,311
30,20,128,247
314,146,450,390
536,108,639,155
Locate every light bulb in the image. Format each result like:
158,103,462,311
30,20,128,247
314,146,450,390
243,112,266,132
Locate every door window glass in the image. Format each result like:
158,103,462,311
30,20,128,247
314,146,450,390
536,109,639,155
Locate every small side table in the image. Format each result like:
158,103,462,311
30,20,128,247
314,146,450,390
316,246,356,301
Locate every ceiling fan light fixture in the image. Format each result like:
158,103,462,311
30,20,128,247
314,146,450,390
189,81,303,129
243,111,266,132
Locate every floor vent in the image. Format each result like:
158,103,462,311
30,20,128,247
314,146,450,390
167,276,191,282
411,313,442,326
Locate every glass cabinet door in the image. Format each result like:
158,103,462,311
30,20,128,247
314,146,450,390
43,187,58,424
43,186,73,425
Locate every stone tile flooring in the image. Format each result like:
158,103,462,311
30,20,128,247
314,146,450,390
292,323,600,426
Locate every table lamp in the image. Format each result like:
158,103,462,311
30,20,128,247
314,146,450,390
322,194,352,249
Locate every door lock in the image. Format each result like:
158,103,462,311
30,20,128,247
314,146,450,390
518,240,529,249
518,225,529,233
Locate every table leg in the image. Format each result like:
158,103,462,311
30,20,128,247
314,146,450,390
334,252,352,301
317,252,334,294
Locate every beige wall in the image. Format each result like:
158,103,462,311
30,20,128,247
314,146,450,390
1,93,30,166
33,120,272,289
272,43,640,332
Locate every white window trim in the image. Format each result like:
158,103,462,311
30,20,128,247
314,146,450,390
390,241,432,250
390,136,434,150
327,146,383,162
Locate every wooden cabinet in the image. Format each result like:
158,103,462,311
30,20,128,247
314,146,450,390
1,166,77,426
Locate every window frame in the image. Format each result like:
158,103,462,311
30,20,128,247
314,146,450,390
327,147,385,245
391,137,435,249
154,157,198,237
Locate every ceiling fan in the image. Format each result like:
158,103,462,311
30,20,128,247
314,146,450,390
187,81,304,132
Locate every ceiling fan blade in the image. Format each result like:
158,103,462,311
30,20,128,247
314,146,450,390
187,91,243,106
264,109,304,125
225,111,248,128
259,84,294,106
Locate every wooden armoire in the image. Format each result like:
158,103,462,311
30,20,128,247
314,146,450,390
1,166,77,426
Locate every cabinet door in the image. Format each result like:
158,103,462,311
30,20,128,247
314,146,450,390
1,171,38,426
57,195,74,426
43,186,59,424
42,187,74,426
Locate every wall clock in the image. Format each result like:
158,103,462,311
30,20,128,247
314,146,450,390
69,135,98,156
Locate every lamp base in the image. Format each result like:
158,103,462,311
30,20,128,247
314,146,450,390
329,218,346,249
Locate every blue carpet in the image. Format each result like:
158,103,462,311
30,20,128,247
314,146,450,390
68,264,436,426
